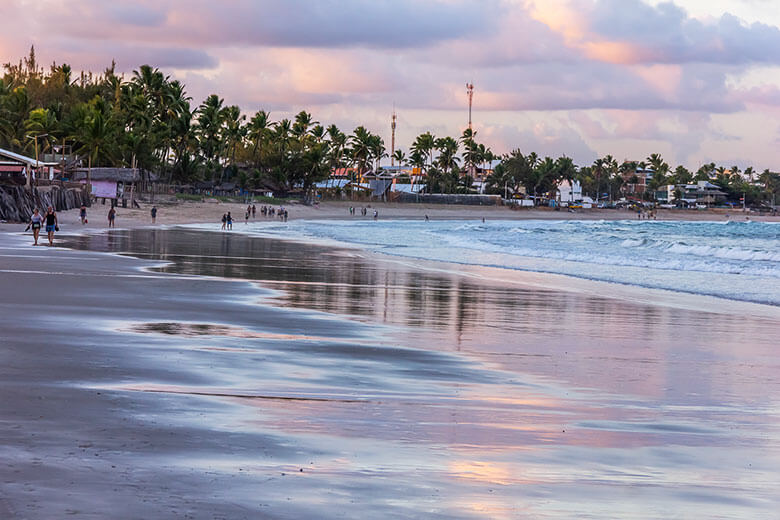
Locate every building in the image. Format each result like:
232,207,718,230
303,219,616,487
621,162,654,194
655,181,726,206
72,168,150,200
0,147,60,186
557,179,582,202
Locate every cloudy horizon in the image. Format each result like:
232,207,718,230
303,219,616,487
2,0,780,170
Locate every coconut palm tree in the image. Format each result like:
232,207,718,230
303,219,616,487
411,132,435,174
434,136,459,175
392,149,406,166
196,94,226,178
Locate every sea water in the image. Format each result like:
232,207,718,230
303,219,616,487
200,219,780,306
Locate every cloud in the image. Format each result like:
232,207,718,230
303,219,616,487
2,0,780,168
535,0,780,66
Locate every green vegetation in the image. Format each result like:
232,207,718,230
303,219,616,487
1,48,778,206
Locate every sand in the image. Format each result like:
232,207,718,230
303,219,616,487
1,212,780,518
3,198,776,234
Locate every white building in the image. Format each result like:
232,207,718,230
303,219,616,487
557,180,581,202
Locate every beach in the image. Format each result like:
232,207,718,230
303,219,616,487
1,208,780,518
5,199,776,233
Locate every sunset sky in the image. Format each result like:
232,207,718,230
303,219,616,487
2,0,780,170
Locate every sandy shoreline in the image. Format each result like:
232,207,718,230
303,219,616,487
2,198,778,233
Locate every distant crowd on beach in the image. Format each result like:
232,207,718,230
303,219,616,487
349,206,379,220
221,204,288,230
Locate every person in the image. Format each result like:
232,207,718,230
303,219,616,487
29,208,43,245
221,213,227,230
79,205,87,225
151,206,157,224
226,211,233,230
245,210,250,224
284,209,288,221
373,209,378,220
108,206,116,228
252,204,256,218
44,206,57,246
424,214,429,221
247,205,252,219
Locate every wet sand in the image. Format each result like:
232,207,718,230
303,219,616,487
1,228,779,518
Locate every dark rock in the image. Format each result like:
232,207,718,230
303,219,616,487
0,185,91,222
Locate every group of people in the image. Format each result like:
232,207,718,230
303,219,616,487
221,204,288,230
255,204,288,221
27,206,58,246
28,203,160,246
637,208,657,220
349,206,378,219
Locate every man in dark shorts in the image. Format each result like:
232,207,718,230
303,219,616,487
108,206,116,228
151,206,157,224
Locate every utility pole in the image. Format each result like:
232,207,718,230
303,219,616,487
466,83,474,131
27,133,48,188
391,107,397,167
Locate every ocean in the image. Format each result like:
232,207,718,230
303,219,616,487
199,218,780,307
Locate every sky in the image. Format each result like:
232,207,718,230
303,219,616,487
2,0,780,170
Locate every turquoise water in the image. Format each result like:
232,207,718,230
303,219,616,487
209,219,780,306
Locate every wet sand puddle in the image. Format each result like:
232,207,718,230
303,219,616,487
52,229,780,519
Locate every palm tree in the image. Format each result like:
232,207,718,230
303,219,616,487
247,110,270,169
411,132,435,174
349,126,379,181
293,110,317,138
434,136,459,175
74,106,117,187
392,149,406,166
221,105,246,182
196,94,226,178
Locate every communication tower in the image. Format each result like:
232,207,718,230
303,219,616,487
466,83,474,130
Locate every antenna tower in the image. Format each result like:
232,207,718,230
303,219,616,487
466,82,474,131
391,107,397,167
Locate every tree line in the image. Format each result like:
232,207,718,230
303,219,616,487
1,49,778,205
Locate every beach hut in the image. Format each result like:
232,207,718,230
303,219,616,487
72,167,148,205
0,147,59,186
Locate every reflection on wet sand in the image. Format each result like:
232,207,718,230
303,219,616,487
62,229,780,518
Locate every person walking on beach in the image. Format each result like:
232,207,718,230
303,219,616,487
221,213,227,230
284,209,288,221
44,206,58,246
108,206,116,228
227,212,233,230
373,209,378,220
79,204,87,225
245,209,250,224
252,204,256,218
151,206,157,224
29,208,43,245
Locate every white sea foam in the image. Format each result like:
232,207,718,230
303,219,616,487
199,219,780,306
